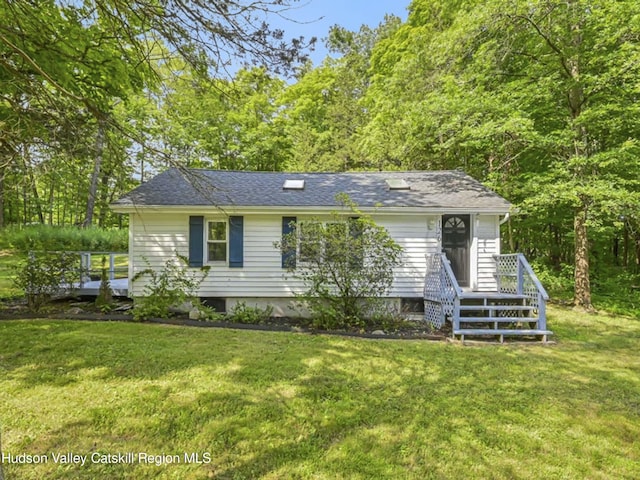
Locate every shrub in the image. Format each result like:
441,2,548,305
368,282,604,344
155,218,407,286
228,301,273,324
276,195,404,330
132,253,210,321
3,225,127,253
95,256,114,313
12,251,81,312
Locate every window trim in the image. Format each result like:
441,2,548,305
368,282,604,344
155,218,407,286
206,219,228,264
297,219,353,265
298,220,323,264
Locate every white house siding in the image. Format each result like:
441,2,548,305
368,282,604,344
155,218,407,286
197,213,306,297
129,212,189,296
130,212,305,298
376,215,439,298
130,211,508,314
129,211,440,302
475,214,500,291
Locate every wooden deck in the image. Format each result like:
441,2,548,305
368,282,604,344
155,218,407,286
74,278,129,297
52,251,130,298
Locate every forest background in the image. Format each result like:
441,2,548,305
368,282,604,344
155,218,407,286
1,0,639,314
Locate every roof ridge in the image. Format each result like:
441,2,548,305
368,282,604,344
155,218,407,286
179,168,465,175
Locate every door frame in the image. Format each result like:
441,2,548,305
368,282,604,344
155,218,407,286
441,214,473,289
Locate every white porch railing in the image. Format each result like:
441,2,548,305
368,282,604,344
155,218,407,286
424,253,461,329
493,253,549,331
77,251,128,286
424,252,550,337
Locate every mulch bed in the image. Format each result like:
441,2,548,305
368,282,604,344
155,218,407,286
0,298,449,341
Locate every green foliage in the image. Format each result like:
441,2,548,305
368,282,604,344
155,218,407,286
359,0,640,309
194,306,226,322
281,18,401,172
3,225,127,253
228,301,274,324
95,256,114,313
528,261,575,300
277,196,404,329
12,251,81,312
132,253,210,321
154,67,290,171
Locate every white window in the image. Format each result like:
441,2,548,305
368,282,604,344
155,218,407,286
299,221,322,263
298,220,350,263
207,220,227,262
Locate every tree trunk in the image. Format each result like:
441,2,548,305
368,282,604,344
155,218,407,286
83,117,106,228
574,205,593,310
22,146,45,224
0,170,4,228
623,220,630,267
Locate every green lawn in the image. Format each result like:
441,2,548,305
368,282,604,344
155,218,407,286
0,249,23,299
1,307,639,479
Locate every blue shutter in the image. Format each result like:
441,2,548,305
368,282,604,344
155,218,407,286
282,216,297,268
189,216,204,267
229,216,244,268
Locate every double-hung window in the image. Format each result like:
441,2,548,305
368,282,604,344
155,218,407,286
299,221,322,263
298,221,351,263
207,220,227,262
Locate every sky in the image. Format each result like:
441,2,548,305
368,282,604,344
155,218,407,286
269,0,410,66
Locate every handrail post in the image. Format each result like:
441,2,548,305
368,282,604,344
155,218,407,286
517,254,524,295
80,252,91,287
538,292,547,330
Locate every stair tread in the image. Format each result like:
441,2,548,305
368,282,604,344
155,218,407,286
460,292,528,300
458,305,535,310
458,317,539,322
454,328,553,335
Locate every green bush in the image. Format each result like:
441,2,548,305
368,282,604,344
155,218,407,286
276,195,404,330
3,225,127,252
12,251,81,312
528,260,574,299
228,301,273,324
95,256,114,313
132,253,210,321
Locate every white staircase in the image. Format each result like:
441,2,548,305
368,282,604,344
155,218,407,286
424,253,552,343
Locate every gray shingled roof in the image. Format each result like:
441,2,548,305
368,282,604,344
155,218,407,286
111,168,511,211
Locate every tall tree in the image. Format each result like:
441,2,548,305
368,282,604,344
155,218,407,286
362,0,640,309
0,0,312,226
281,16,401,171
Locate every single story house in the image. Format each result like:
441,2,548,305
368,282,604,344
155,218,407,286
110,168,520,313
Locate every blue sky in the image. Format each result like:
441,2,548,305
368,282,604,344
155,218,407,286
271,0,410,66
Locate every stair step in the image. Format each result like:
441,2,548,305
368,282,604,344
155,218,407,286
453,328,553,342
454,328,553,336
458,305,535,311
458,317,539,323
460,292,528,301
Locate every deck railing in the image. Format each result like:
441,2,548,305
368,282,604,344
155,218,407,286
424,253,462,329
493,253,549,330
77,251,128,286
77,251,128,285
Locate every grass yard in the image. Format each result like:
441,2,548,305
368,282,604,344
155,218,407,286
0,250,23,299
1,307,639,479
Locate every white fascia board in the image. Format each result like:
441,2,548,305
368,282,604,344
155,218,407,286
110,204,511,216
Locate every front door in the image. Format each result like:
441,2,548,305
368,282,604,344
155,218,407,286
442,214,470,287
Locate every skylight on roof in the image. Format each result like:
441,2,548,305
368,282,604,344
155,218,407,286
386,178,410,190
283,179,305,190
